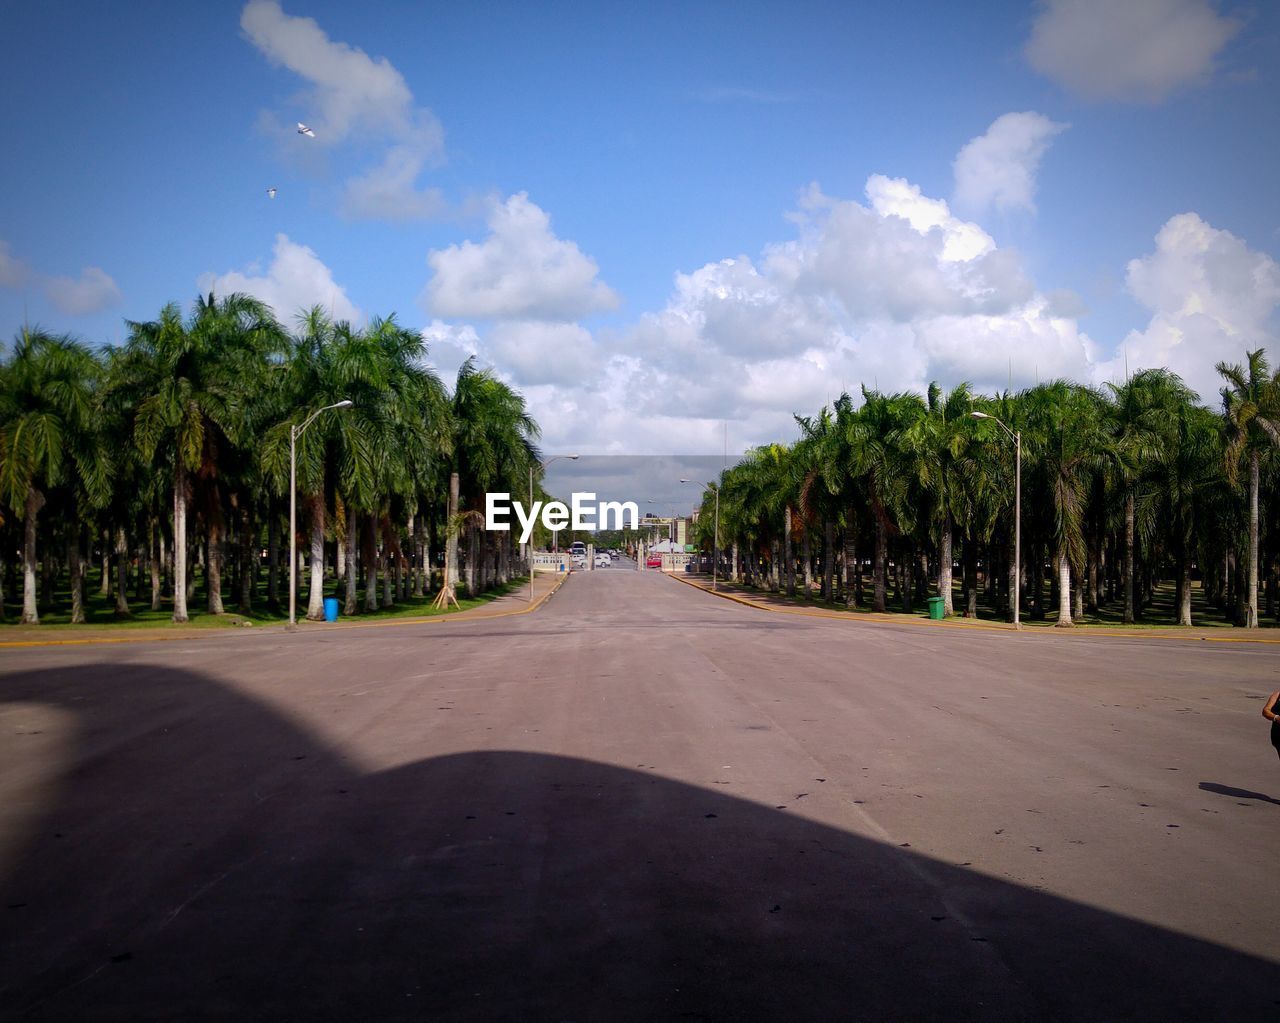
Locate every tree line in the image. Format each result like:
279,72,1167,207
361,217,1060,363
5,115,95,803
696,353,1280,628
0,294,542,625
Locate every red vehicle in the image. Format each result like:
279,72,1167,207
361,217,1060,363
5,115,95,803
646,554,663,569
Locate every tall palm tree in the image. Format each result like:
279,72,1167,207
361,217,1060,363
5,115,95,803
1023,382,1112,627
845,389,914,612
1106,369,1186,623
122,294,284,622
0,329,109,624
445,358,539,599
1216,350,1280,628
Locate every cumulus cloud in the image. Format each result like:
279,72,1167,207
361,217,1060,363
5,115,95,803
425,193,618,321
0,240,32,289
953,112,1067,214
1025,0,1240,103
240,0,445,221
556,175,1097,450
198,233,361,325
0,241,122,316
421,319,481,382
488,321,597,385
1095,213,1280,400
43,267,123,316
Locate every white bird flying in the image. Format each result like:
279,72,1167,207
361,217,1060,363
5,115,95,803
296,122,315,138
267,187,277,200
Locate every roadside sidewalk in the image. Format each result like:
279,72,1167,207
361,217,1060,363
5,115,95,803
669,572,1280,645
0,572,569,650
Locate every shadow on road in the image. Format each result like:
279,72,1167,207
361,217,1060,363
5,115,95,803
1199,781,1280,807
2,665,1277,1021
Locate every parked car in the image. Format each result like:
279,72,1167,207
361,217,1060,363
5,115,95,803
595,552,611,567
646,554,663,568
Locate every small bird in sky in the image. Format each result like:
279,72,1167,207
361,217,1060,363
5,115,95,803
296,122,315,138
267,187,277,200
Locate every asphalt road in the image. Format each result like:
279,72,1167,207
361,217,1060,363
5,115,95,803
2,569,1278,1021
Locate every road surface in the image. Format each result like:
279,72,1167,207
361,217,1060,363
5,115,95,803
2,569,1278,1020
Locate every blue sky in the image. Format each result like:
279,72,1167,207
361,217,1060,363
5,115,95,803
2,0,1278,453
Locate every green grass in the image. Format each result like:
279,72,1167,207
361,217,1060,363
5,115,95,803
1,573,529,630
711,575,1276,629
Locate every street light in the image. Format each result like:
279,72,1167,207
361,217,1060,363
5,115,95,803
290,399,354,629
680,479,720,591
529,454,579,601
971,411,1021,629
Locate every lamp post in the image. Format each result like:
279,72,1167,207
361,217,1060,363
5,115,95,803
529,454,579,601
680,479,719,591
971,411,1020,629
289,399,353,629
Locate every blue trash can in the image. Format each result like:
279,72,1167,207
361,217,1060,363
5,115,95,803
323,597,340,622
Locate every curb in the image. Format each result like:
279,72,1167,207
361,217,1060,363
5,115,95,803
668,572,1280,645
0,573,569,650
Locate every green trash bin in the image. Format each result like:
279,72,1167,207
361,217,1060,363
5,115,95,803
927,596,945,620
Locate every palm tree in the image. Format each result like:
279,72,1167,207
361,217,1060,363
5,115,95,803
122,294,284,622
845,389,914,612
1216,350,1280,628
1023,382,1112,627
0,329,109,624
444,359,539,600
1105,369,1185,623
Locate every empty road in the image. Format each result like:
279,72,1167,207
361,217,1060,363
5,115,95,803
2,569,1278,1020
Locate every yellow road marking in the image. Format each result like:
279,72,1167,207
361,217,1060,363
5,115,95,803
669,573,1280,644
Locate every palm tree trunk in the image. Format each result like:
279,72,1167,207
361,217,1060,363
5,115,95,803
170,484,188,619
148,520,162,611
238,506,254,613
114,526,131,617
99,531,110,597
344,509,359,615
267,504,280,611
1178,554,1193,626
822,517,835,601
1072,575,1084,621
902,542,915,614
336,501,347,584
783,506,794,596
802,530,813,595
306,497,326,620
364,514,379,612
939,515,953,616
434,473,461,610
383,537,393,607
68,523,86,624
1246,450,1260,628
872,515,887,613
22,488,45,625
965,542,978,618
413,515,426,597
207,516,225,615
1055,549,1073,627
843,531,858,608
1123,490,1135,624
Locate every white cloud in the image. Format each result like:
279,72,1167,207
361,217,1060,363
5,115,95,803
43,267,122,316
198,233,361,326
569,176,1095,449
240,0,445,221
425,193,618,321
0,241,122,316
1026,0,1240,103
1095,213,1280,400
488,321,597,385
421,319,481,383
953,112,1067,214
0,241,31,289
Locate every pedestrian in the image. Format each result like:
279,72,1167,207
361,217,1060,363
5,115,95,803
1264,691,1280,763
